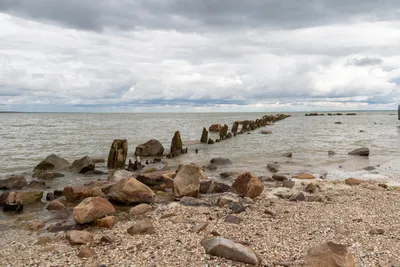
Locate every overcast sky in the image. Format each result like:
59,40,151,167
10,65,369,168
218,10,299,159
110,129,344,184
1,0,400,112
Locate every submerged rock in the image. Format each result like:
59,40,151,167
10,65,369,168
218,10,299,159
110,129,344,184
267,163,280,173
0,175,28,190
210,157,232,165
348,147,369,156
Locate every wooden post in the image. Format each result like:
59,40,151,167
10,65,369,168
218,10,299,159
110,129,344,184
200,127,208,143
107,139,128,169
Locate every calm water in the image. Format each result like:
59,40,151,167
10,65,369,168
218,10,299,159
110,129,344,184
1,111,400,188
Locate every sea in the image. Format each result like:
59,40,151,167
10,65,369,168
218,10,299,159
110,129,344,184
1,111,400,189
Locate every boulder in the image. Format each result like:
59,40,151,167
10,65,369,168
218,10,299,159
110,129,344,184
77,246,95,258
348,147,369,156
66,230,93,245
135,139,164,157
170,131,183,157
294,173,316,180
272,173,288,181
129,203,153,216
201,236,259,265
345,178,361,186
33,154,69,174
0,175,28,190
173,163,206,198
93,216,117,229
70,156,95,173
47,200,65,211
200,127,208,143
283,179,295,188
210,157,232,165
127,219,155,235
108,178,155,204
108,170,134,183
35,172,64,180
6,191,43,205
267,163,280,173
289,192,306,201
64,186,105,202
303,242,355,267
136,170,175,189
73,197,115,224
231,172,264,199
107,139,128,169
209,124,222,132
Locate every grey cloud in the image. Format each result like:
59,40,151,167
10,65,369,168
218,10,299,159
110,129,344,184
347,57,383,66
1,0,400,32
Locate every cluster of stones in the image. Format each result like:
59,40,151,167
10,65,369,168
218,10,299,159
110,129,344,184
201,114,290,144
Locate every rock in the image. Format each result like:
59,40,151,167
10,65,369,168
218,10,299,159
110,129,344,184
242,197,254,205
201,236,259,265
207,138,215,144
6,191,43,205
378,183,388,189
26,220,45,231
228,202,246,213
35,172,64,180
0,175,28,190
107,139,128,169
180,196,206,206
294,173,316,180
218,195,239,206
272,173,288,181
100,235,113,244
200,127,208,143
27,180,46,190
64,186,105,202
348,147,369,156
135,139,164,157
209,181,231,193
173,163,206,198
219,124,229,139
78,246,95,258
200,180,212,194
363,166,376,171
283,152,292,157
334,122,342,124
306,195,325,202
345,178,361,186
283,179,295,188
108,178,155,204
231,122,239,134
328,150,335,155
303,242,355,267
190,222,208,233
231,172,264,199
261,130,272,134
35,237,51,246
73,197,115,224
220,172,239,179
126,159,143,171
210,157,232,165
136,170,175,189
33,154,69,174
70,156,95,173
94,216,117,229
224,215,243,224
305,183,317,193
46,200,65,211
66,230,93,245
267,163,280,173
108,169,133,183
129,203,153,216
127,219,155,235
209,124,222,132
289,192,306,201
170,131,183,157
369,228,385,235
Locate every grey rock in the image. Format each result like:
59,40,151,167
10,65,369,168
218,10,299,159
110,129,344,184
267,163,280,173
283,179,295,188
224,215,242,224
210,157,232,165
0,175,28,190
348,147,369,156
228,202,246,213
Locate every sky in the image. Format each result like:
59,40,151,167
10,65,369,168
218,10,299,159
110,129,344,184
1,0,400,112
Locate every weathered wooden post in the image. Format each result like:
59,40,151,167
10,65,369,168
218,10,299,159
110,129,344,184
107,139,128,169
398,105,400,120
170,131,183,157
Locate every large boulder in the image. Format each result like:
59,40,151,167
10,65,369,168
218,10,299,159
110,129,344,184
136,170,175,189
70,156,95,173
0,175,28,190
201,236,259,265
231,172,264,199
64,186,105,202
108,170,134,183
170,131,183,157
209,124,222,132
6,191,43,205
33,154,69,174
303,242,355,267
108,178,155,204
173,163,207,198
135,139,164,157
73,197,115,224
66,230,93,245
348,147,369,156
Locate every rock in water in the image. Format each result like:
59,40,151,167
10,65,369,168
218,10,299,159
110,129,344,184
70,156,95,173
33,154,69,175
107,139,128,169
295,173,316,180
73,197,115,224
231,121,239,135
135,139,164,157
219,124,229,140
303,242,355,267
208,138,215,144
170,131,183,157
200,236,259,265
200,127,208,143
209,124,222,132
231,172,264,199
267,163,280,173
0,175,28,190
108,178,155,204
173,163,207,198
210,157,232,165
348,147,369,156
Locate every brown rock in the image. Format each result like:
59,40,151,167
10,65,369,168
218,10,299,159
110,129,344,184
33,154,69,175
129,203,153,216
46,200,65,211
78,246,95,258
289,192,306,201
283,179,295,188
6,191,43,205
94,216,117,229
70,156,95,173
224,215,243,224
345,178,361,186
231,172,264,199
173,163,206,198
294,173,316,180
64,186,105,202
100,235,113,244
73,197,115,224
190,222,209,233
127,219,155,235
369,228,385,235
136,170,175,189
107,139,128,169
0,175,28,190
200,180,212,194
66,230,93,245
170,131,183,157
135,139,164,157
303,242,355,267
272,173,288,181
231,122,239,134
305,183,317,193
209,124,222,132
108,178,155,204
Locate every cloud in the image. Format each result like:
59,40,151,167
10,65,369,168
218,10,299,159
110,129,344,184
0,1,400,112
